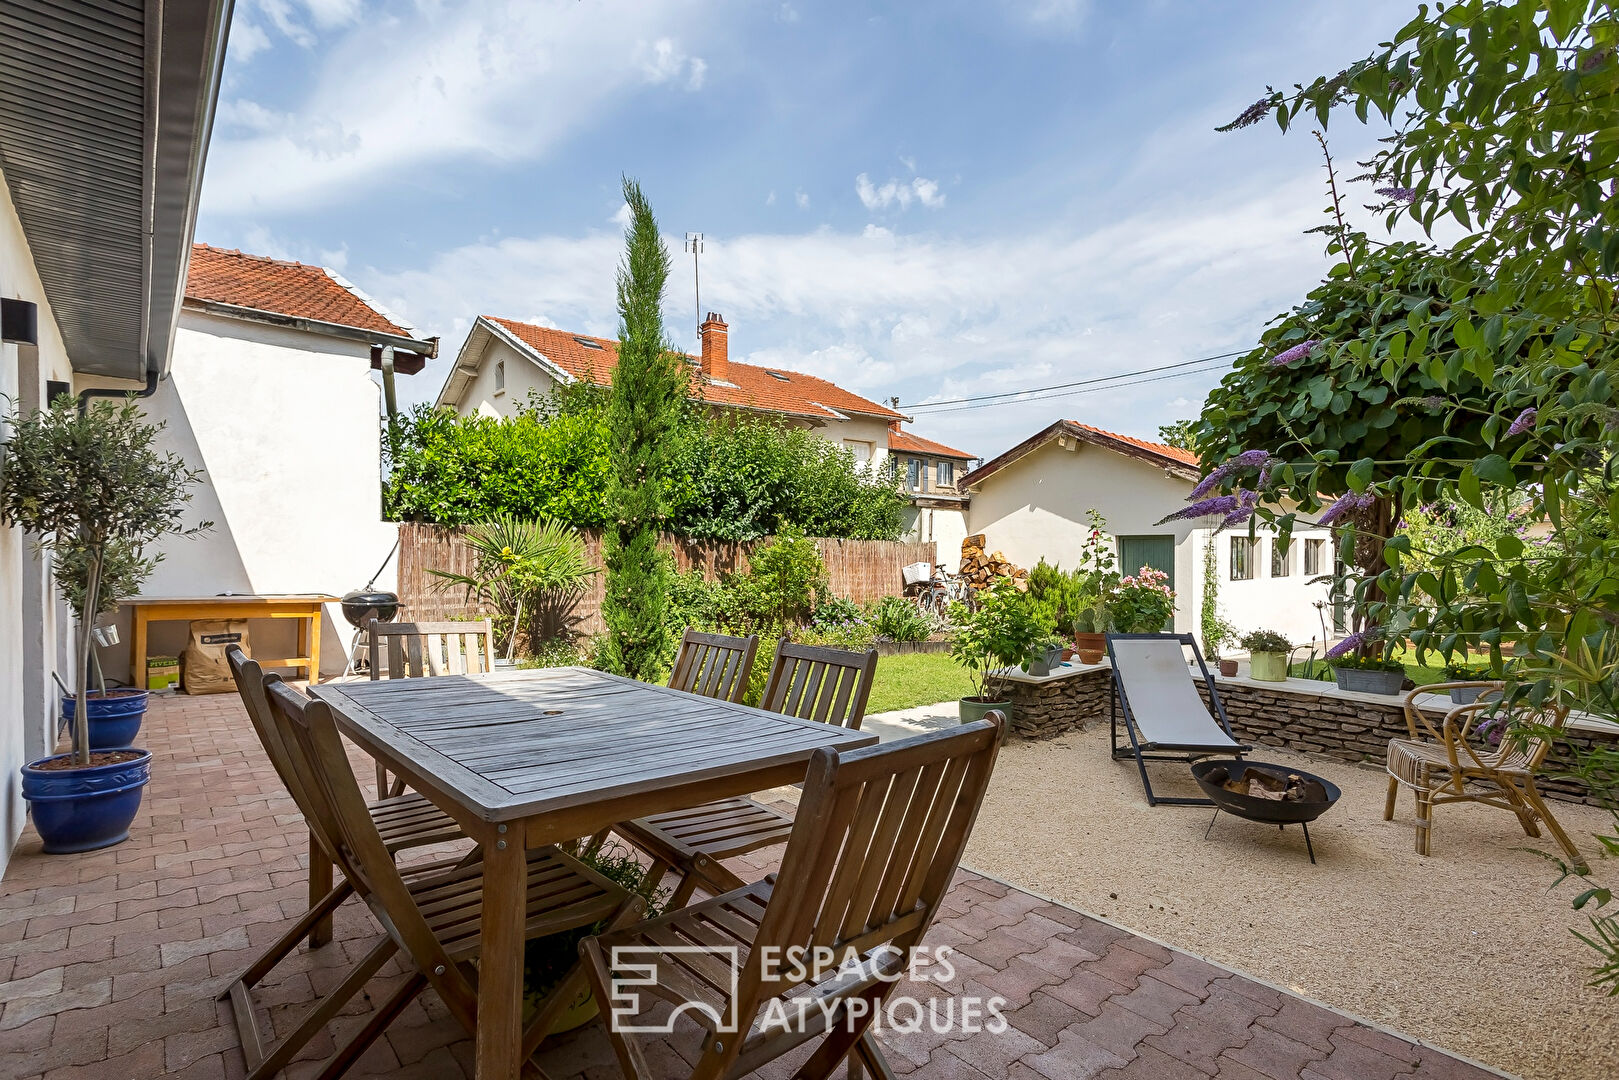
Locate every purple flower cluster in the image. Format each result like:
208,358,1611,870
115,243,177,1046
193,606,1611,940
1269,339,1322,367
1317,490,1374,527
1325,630,1371,661
1375,186,1417,204
1218,95,1272,132
1219,489,1258,529
1156,495,1240,525
1189,449,1271,500
1506,407,1537,436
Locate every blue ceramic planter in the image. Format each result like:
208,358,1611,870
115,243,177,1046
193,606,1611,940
21,749,151,854
61,690,149,750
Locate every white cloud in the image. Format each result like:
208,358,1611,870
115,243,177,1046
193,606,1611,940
1001,0,1091,29
365,172,1340,457
766,190,777,206
202,0,721,215
226,20,272,63
775,3,800,23
795,189,810,209
636,38,707,90
855,173,946,211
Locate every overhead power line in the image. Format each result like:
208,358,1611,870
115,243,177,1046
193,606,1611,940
906,351,1243,414
908,361,1238,416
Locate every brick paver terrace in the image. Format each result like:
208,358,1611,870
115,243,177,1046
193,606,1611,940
0,692,1503,1080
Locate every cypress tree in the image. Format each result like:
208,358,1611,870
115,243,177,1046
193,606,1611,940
598,176,688,679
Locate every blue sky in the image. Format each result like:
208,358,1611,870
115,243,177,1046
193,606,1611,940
196,0,1424,459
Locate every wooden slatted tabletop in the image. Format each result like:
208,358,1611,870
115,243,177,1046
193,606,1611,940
307,664,878,1080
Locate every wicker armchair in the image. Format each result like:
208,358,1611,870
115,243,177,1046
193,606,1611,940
1384,681,1587,870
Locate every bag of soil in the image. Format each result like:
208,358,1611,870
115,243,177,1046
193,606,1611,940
182,619,250,695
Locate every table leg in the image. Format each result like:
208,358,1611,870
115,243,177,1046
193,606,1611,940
476,835,525,1080
308,608,322,685
308,828,334,947
132,611,148,690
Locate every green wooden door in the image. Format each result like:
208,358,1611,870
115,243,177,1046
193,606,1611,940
1116,535,1176,631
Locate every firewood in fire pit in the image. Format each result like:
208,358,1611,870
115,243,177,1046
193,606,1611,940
1221,769,1321,802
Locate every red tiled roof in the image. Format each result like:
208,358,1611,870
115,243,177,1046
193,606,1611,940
1067,421,1199,467
485,316,904,421
958,418,1201,490
889,426,973,459
184,243,413,338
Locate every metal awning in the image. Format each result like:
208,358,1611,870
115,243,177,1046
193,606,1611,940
0,0,233,382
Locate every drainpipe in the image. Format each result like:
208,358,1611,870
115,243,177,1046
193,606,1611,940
78,367,160,413
379,346,398,421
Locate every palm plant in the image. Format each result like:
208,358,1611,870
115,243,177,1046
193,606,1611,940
430,515,597,657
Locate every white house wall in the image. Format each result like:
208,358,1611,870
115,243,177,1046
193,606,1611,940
964,439,1331,642
1,167,75,873
114,311,401,680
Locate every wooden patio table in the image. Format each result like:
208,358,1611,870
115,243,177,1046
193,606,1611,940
308,665,877,1080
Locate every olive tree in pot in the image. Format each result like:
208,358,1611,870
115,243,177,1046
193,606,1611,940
948,579,1045,724
0,396,204,853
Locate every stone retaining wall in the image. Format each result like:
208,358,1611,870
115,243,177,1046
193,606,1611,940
988,662,1612,805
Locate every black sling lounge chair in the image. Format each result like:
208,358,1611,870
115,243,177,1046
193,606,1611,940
1107,632,1250,806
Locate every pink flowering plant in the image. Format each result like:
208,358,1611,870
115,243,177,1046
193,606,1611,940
1109,566,1176,634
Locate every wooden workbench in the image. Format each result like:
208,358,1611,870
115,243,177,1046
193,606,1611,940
122,594,337,688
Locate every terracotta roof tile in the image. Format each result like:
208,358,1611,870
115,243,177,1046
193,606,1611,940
184,243,413,338
888,426,974,459
485,316,903,421
1067,421,1200,467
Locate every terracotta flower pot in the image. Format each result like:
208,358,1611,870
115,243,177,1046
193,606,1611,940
1218,659,1239,678
1073,632,1106,665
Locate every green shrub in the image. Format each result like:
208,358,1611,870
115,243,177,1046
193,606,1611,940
794,619,877,652
871,595,932,643
1240,629,1293,653
948,580,1047,701
734,526,827,633
811,596,864,627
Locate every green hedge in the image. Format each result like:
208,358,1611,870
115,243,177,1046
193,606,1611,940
384,389,907,541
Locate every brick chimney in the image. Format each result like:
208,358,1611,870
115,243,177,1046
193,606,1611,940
699,312,729,382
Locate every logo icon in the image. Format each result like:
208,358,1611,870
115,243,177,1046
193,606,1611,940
608,945,741,1033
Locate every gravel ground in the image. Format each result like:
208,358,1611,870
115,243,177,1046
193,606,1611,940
949,722,1618,1080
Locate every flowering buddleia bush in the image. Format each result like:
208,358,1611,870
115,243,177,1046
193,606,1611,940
1205,0,1619,991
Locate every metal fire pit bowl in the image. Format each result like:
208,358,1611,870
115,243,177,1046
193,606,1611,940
1191,759,1342,863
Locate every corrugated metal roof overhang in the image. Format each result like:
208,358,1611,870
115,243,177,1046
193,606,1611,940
0,0,232,381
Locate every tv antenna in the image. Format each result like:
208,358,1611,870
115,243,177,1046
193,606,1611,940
684,233,704,341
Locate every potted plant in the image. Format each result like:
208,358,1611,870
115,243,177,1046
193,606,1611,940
1109,566,1176,633
0,396,204,853
1071,603,1108,664
948,579,1045,724
56,539,157,747
1240,629,1293,682
1203,614,1240,677
1026,635,1068,677
1325,630,1406,695
1443,661,1496,704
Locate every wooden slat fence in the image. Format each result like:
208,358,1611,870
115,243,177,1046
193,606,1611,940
395,523,934,638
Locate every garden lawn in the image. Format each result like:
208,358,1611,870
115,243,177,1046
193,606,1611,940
865,651,971,713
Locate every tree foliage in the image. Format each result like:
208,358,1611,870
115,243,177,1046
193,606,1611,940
0,397,204,762
1210,0,1619,989
597,177,688,681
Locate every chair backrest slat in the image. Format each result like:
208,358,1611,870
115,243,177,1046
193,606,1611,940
760,642,879,729
740,713,1003,1009
667,629,758,705
369,619,497,681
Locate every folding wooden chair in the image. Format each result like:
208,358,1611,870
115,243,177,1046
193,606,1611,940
1386,682,1588,870
613,641,879,906
668,628,759,703
580,712,1005,1080
367,618,497,794
1106,633,1249,807
222,646,469,1079
256,678,642,1080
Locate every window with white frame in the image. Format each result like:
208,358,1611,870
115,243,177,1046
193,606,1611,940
1230,536,1257,580
936,459,954,488
1271,538,1292,577
1304,538,1325,576
494,359,506,394
906,458,923,491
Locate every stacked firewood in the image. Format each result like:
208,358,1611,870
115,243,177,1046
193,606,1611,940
959,535,1029,591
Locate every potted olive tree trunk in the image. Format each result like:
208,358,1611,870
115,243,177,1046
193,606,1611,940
1,395,204,853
